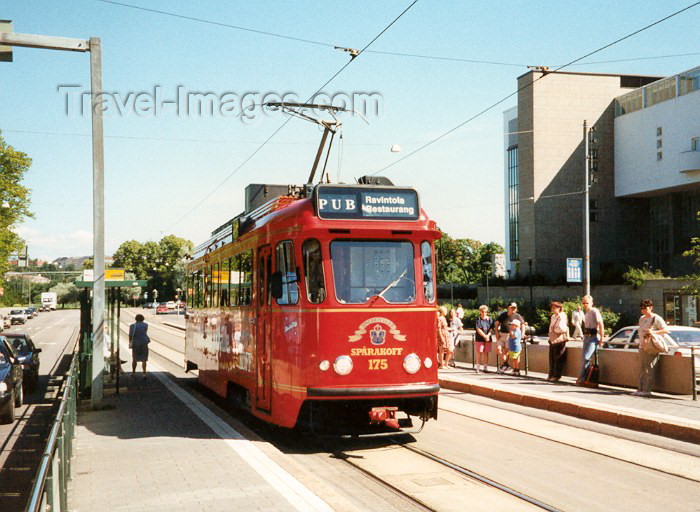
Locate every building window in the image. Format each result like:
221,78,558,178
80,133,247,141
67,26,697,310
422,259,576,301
507,146,519,261
657,151,663,161
692,137,699,151
657,127,663,137
590,211,599,222
657,139,662,149
589,199,598,210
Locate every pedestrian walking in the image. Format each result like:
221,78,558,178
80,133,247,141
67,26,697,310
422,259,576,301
633,299,669,397
446,309,460,368
577,295,604,385
507,319,523,376
436,306,450,369
495,303,526,373
129,314,151,378
571,306,584,339
474,305,494,373
547,301,568,382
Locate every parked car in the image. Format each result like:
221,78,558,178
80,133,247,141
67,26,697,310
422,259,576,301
142,302,156,309
166,301,176,310
3,333,41,392
603,325,700,367
0,336,24,424
1,315,10,330
156,303,169,315
10,309,28,325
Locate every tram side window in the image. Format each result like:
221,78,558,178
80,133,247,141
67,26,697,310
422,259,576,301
302,239,326,303
205,265,214,308
220,258,230,306
239,250,253,306
275,241,299,305
194,270,203,308
213,262,221,308
421,241,435,303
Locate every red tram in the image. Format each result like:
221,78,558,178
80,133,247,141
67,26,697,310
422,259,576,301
185,179,441,434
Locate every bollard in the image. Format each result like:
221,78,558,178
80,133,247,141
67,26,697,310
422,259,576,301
523,333,529,377
471,333,476,370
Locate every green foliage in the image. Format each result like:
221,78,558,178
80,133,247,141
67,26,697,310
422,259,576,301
51,282,79,306
112,235,193,300
682,211,700,294
622,266,665,289
0,132,33,276
435,229,504,285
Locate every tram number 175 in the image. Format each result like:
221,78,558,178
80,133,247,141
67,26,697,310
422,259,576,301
368,359,388,370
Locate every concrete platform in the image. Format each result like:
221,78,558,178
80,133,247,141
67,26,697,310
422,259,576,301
438,362,700,444
68,360,332,512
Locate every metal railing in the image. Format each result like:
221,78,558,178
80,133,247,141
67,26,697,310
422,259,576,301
25,352,78,512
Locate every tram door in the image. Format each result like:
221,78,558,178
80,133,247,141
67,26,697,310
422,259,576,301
256,245,272,411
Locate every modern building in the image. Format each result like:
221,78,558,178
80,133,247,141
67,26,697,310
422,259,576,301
504,67,699,279
502,66,700,324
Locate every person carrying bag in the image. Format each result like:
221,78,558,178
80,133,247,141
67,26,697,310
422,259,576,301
634,299,669,397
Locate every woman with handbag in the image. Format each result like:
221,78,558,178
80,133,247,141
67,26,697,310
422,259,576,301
633,299,669,397
547,301,568,382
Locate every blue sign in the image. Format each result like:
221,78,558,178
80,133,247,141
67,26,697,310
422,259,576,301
567,258,582,283
316,185,419,220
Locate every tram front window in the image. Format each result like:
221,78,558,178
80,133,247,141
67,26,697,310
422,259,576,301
330,240,415,304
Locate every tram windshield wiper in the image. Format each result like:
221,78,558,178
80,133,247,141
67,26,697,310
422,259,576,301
374,269,408,302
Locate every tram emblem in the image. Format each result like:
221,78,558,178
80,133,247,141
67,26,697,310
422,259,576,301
370,325,387,346
348,317,406,343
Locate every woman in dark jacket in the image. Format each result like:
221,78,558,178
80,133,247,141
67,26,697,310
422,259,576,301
129,314,150,378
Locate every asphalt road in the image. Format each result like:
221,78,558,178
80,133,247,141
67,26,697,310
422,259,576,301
0,308,79,512
116,307,700,512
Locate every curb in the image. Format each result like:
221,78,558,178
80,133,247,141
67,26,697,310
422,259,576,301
439,378,700,444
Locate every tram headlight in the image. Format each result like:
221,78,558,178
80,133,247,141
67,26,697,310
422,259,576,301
403,353,421,374
319,360,330,372
333,355,353,376
423,357,433,369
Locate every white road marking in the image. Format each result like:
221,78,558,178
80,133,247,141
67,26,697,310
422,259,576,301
119,339,333,512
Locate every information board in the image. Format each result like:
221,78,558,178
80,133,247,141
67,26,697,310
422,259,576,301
566,258,582,283
316,185,419,220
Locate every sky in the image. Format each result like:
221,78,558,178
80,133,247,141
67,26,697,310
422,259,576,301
1,0,699,261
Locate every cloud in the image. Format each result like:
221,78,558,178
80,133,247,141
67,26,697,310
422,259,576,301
13,226,94,261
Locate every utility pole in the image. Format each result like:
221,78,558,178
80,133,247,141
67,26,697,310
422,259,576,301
583,120,591,297
1,28,106,406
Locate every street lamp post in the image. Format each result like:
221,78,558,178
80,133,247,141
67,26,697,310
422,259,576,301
482,262,492,306
0,28,106,406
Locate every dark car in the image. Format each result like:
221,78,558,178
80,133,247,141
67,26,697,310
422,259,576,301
3,333,41,392
0,336,24,424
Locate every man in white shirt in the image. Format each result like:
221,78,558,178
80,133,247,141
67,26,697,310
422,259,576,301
571,306,584,339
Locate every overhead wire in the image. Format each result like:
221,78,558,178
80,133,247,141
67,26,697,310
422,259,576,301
370,1,700,177
160,0,420,234
94,0,700,69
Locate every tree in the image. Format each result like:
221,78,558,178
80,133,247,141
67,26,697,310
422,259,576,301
435,228,504,284
51,282,79,308
112,235,193,300
0,132,33,276
682,210,700,293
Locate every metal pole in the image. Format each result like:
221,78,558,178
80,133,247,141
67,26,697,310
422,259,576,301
116,287,121,395
90,37,105,407
583,120,591,297
692,346,697,401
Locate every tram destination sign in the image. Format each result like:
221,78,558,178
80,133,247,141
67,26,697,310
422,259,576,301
316,185,419,221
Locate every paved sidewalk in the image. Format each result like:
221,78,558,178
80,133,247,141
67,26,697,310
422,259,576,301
439,362,700,443
68,365,330,512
